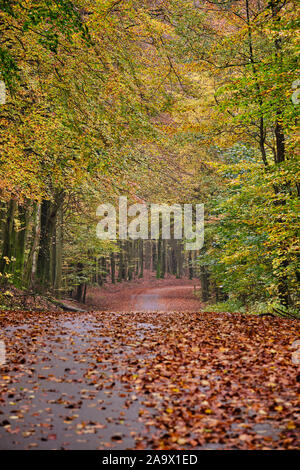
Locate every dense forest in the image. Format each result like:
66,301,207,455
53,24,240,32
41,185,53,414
0,0,299,313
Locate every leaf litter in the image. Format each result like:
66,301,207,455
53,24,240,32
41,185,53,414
0,310,299,449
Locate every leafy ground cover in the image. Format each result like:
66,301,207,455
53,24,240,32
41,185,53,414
0,308,299,450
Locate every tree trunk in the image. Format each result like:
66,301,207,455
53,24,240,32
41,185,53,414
156,238,162,278
138,240,144,278
0,199,17,277
176,242,182,279
75,262,84,301
54,206,63,295
110,252,115,284
200,265,210,302
14,203,30,283
188,250,193,280
152,241,157,273
23,203,41,288
36,192,64,290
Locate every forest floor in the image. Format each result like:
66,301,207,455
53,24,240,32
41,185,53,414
0,278,299,450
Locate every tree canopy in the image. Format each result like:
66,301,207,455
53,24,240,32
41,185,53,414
0,0,299,313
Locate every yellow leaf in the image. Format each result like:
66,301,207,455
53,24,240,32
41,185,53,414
286,422,296,430
177,437,187,445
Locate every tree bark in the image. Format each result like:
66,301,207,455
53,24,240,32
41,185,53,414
0,199,17,277
110,252,115,283
14,203,30,283
54,206,63,295
200,265,210,302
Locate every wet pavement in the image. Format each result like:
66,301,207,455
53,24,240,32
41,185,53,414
0,313,157,449
0,306,299,450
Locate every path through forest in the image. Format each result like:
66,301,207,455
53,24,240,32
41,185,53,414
0,281,299,450
85,275,203,312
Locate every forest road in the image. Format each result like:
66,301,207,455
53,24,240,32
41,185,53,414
0,299,299,450
87,279,203,312
130,286,200,312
